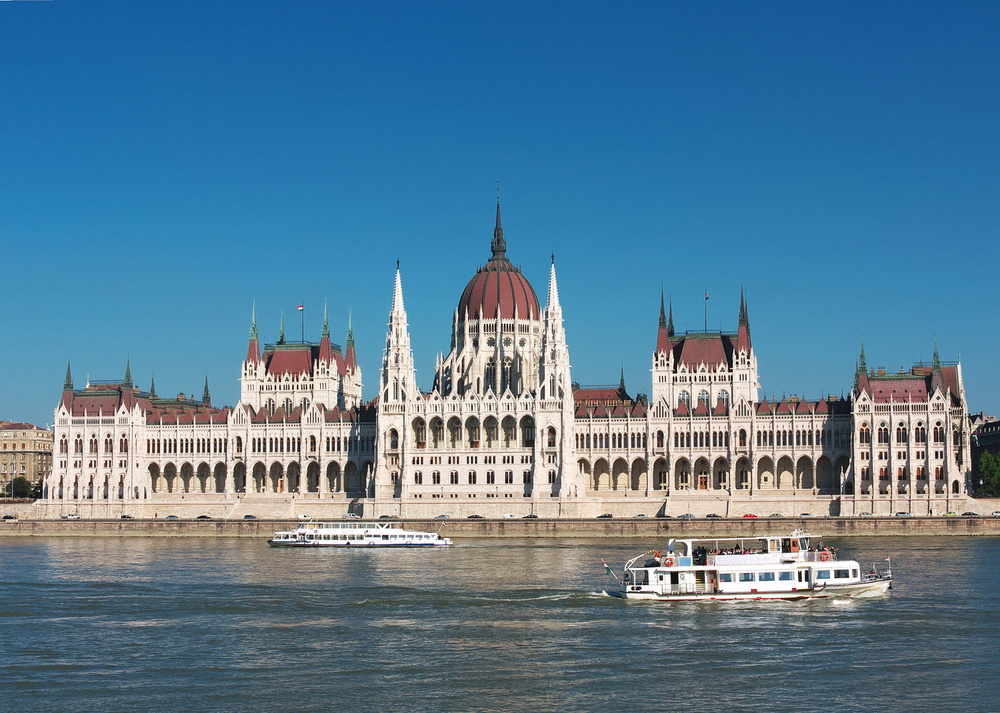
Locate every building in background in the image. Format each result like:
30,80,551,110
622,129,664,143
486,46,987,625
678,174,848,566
1,422,53,496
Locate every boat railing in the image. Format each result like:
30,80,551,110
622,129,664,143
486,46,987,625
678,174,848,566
802,550,838,563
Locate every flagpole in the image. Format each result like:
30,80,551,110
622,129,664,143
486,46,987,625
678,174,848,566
704,289,709,332
300,304,305,343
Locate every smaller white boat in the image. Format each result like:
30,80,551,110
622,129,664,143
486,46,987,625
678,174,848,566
605,529,892,601
268,520,452,548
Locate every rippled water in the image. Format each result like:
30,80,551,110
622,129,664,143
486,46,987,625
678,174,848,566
0,535,996,712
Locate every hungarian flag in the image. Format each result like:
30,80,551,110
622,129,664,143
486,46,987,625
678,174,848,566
297,304,304,311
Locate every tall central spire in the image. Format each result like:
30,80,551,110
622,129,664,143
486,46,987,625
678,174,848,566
491,199,506,259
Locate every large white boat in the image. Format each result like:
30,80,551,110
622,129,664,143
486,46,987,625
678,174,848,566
268,520,453,548
606,529,891,601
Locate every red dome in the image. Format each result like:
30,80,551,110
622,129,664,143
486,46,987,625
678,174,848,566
458,258,540,321
456,203,540,321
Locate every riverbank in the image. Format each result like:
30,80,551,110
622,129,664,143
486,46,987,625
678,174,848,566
1,516,998,537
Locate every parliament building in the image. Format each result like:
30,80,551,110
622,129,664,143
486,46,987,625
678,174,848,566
41,205,974,518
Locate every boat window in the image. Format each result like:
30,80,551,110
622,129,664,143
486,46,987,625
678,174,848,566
817,570,831,579
758,572,775,581
778,572,794,581
738,573,755,582
852,569,859,578
719,573,733,582
834,569,850,579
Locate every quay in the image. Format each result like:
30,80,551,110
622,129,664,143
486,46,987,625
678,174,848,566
1,516,999,538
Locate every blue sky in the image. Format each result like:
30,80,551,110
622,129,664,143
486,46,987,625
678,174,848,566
3,1,998,427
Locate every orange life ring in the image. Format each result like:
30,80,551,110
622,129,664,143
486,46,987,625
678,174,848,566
819,552,830,562
663,557,674,567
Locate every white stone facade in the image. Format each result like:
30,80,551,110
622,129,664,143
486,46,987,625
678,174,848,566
41,207,974,518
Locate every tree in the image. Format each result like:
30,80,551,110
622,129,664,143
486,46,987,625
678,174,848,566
10,476,32,499
978,451,1000,497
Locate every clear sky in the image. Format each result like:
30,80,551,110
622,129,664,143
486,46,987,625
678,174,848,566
3,1,999,428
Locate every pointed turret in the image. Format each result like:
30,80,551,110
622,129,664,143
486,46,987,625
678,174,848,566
656,292,674,353
278,311,286,345
61,361,74,409
381,261,417,404
931,340,944,393
149,376,157,399
246,302,262,364
619,365,626,392
345,310,358,370
491,199,507,260
319,299,334,363
538,255,571,401
123,360,133,389
202,377,211,406
858,341,868,374
735,287,752,352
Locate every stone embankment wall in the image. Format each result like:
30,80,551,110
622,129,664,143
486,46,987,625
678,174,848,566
1,516,998,538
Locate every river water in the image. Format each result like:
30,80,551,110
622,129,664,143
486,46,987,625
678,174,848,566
0,535,996,712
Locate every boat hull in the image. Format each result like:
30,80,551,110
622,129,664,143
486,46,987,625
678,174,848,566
267,539,451,548
616,579,891,601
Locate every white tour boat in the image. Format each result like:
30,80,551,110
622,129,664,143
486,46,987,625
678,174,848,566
606,529,891,601
268,520,453,548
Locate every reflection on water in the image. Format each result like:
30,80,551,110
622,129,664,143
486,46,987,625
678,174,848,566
0,536,997,712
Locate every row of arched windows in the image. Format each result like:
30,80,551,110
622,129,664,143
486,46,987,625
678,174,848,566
409,416,536,449
860,421,946,445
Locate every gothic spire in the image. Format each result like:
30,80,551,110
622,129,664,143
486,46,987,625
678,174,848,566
322,299,330,339
932,339,941,370
619,365,626,392
64,361,73,391
123,360,132,389
491,199,507,260
278,311,285,344
347,310,355,347
667,299,675,337
149,376,157,399
858,340,867,373
250,301,259,339
658,291,666,329
202,376,211,406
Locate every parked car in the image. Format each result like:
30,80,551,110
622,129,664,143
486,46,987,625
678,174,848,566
243,514,259,521
677,513,695,520
632,514,648,519
943,512,958,517
596,513,613,519
195,515,212,520
894,512,912,517
522,514,538,519
769,513,784,518
742,513,758,518
992,511,1000,518
961,512,980,518
378,515,399,520
857,512,875,517
655,514,673,519
164,515,180,520
705,513,721,519
798,513,812,518
433,514,449,520
62,514,80,520
343,513,361,520
120,515,134,520
467,514,484,520
2,514,17,521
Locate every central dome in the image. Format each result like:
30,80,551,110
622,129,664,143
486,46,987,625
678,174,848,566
456,204,540,321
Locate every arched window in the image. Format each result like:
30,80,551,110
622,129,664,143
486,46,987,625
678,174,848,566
656,430,664,449
678,391,690,407
698,390,710,406
896,424,907,443
388,429,399,450
859,424,871,444
547,427,557,448
877,424,890,444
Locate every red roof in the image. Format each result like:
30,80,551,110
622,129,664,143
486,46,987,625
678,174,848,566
457,257,540,321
